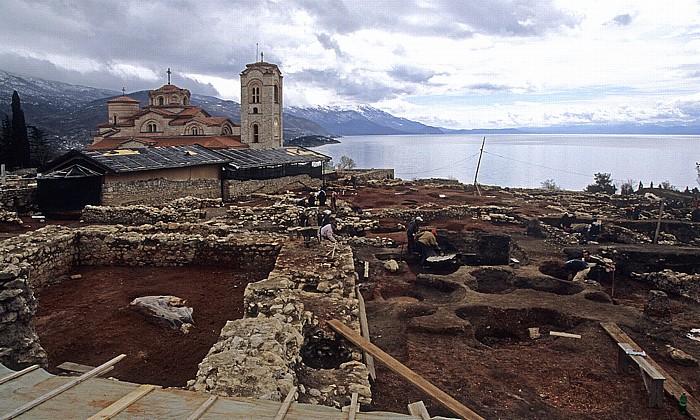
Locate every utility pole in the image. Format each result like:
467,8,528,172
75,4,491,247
653,199,664,244
473,137,485,196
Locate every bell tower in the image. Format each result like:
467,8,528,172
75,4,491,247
240,56,283,149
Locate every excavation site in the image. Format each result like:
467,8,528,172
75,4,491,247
2,175,700,419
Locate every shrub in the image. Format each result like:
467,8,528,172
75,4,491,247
585,173,617,195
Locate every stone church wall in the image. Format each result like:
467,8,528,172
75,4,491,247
102,178,220,206
224,175,321,199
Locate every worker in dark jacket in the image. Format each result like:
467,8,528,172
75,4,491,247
406,216,422,253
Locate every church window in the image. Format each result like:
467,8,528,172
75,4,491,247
190,126,200,135
113,114,117,124
183,97,188,105
252,124,259,143
274,85,279,103
274,118,279,138
252,107,258,114
158,96,164,106
171,95,179,104
251,86,260,103
222,125,232,135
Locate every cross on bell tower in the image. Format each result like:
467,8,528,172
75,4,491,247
167,68,171,84
121,87,125,95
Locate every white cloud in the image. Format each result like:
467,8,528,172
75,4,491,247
1,0,700,129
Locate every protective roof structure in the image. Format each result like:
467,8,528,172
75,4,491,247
39,146,329,178
216,147,331,170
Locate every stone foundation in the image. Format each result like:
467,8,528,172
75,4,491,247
82,197,222,225
0,224,284,369
101,178,220,206
0,264,46,370
0,187,37,213
190,243,372,408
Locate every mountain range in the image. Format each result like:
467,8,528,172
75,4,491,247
2,69,697,153
0,69,463,152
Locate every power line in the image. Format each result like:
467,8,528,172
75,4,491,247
401,151,481,175
482,150,592,179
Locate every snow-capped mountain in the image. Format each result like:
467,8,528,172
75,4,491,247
0,69,446,151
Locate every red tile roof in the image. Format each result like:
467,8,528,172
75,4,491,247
86,135,246,151
106,96,140,103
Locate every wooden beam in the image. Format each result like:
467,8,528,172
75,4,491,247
87,384,156,419
407,401,431,419
327,319,483,420
56,361,114,376
549,331,581,339
273,386,297,420
0,365,39,386
0,354,126,420
186,395,218,420
356,285,376,381
601,322,700,418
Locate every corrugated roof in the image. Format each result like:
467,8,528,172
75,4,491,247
217,147,330,169
83,145,229,173
0,363,417,419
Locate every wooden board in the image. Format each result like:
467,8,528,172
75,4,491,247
87,384,156,419
186,395,218,420
328,319,484,420
273,387,297,420
601,322,700,418
0,365,39,386
356,285,376,381
549,331,581,339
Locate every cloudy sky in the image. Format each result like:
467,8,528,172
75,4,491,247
2,0,700,130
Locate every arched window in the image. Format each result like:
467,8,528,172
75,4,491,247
141,121,159,133
250,86,260,103
252,124,259,143
252,107,258,114
274,84,279,103
274,118,280,138
113,114,117,125
183,97,188,105
191,126,199,135
222,125,232,135
171,95,179,104
158,96,164,106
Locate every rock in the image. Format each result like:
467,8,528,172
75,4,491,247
383,259,399,273
666,345,699,366
643,290,671,318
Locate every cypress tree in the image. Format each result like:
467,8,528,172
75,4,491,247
10,90,31,169
0,115,11,167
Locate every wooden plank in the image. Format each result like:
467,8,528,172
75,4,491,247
601,322,700,418
348,392,359,420
407,401,431,419
0,365,39,386
549,331,581,339
0,354,126,420
364,261,369,279
328,319,483,420
273,386,297,420
87,384,156,419
186,395,218,420
356,285,376,381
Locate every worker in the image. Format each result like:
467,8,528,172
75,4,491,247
330,190,338,212
563,250,591,281
317,187,327,207
406,216,422,253
587,219,602,241
320,222,337,243
307,191,316,207
559,213,575,232
414,229,439,266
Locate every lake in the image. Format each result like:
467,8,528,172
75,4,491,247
313,134,700,191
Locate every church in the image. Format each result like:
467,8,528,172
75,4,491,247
89,61,284,150
37,59,329,212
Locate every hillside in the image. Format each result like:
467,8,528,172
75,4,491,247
0,69,449,151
